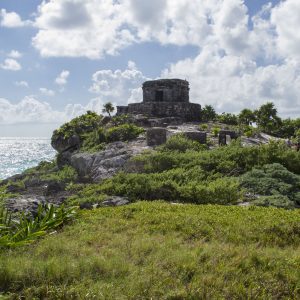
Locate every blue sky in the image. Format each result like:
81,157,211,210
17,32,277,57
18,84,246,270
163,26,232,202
0,0,299,136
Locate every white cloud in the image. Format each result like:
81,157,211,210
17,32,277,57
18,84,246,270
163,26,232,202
0,9,30,27
0,96,106,125
2,0,300,120
32,0,134,59
271,0,300,60
8,50,22,58
29,0,274,60
0,58,21,71
162,47,300,118
0,97,64,124
89,61,148,106
40,88,55,97
55,70,70,85
15,81,29,88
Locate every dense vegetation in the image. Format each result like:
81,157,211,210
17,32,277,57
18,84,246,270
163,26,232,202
68,135,300,209
52,111,144,153
1,102,300,298
202,102,300,140
1,202,300,299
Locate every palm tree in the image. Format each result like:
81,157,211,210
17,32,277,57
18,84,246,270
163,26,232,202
102,102,115,118
238,108,256,126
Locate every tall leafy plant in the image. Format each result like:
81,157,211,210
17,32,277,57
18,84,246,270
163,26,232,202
0,204,77,248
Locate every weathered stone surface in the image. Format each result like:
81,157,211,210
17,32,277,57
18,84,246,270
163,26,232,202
184,131,207,144
146,128,167,146
44,181,66,196
125,102,201,121
219,130,239,145
117,79,201,121
51,134,80,154
79,196,130,210
143,79,190,103
102,196,130,207
57,151,72,168
219,130,239,139
6,196,46,215
0,173,26,186
70,140,150,183
70,153,95,178
6,183,25,193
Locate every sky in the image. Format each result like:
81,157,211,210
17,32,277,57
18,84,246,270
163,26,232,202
1,0,300,137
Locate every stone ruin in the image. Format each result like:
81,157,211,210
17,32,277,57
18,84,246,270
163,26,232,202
117,79,201,121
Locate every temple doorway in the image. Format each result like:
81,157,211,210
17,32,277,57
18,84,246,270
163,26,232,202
155,90,164,102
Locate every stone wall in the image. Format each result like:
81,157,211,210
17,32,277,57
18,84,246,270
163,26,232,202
116,79,201,122
116,106,129,115
143,79,189,103
126,102,201,121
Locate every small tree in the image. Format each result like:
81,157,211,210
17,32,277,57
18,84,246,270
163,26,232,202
102,102,115,118
202,105,217,122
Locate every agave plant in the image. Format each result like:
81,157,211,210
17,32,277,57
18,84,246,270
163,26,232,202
0,204,77,248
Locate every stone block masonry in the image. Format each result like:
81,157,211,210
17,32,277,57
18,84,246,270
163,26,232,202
117,79,201,122
146,128,167,146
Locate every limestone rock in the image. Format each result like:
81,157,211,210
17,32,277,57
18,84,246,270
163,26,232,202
51,134,80,154
70,140,150,183
44,181,66,196
6,195,46,215
102,196,130,207
146,128,167,146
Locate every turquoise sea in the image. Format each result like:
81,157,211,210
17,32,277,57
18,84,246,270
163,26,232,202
0,138,56,180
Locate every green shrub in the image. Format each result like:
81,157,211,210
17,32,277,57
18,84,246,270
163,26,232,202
0,186,17,207
159,134,206,153
40,166,78,183
0,204,77,248
212,127,221,137
199,124,208,131
52,111,103,140
81,128,106,152
98,171,240,204
252,195,295,209
67,184,107,206
24,161,56,175
240,163,300,206
106,124,144,142
217,113,238,125
131,140,300,177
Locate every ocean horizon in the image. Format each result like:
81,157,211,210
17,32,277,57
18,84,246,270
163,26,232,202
0,137,56,180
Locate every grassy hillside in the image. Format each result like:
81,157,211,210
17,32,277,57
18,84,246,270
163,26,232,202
1,202,300,299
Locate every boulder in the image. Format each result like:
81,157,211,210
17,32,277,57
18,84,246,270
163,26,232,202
146,128,167,146
51,134,80,154
44,181,66,196
79,196,130,210
5,195,46,215
70,153,95,178
70,140,150,183
6,183,25,193
102,196,130,207
0,173,26,186
57,151,72,168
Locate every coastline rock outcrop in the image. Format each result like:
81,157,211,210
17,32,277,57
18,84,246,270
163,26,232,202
70,139,150,182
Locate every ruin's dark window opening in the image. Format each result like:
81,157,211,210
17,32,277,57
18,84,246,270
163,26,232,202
155,90,164,102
